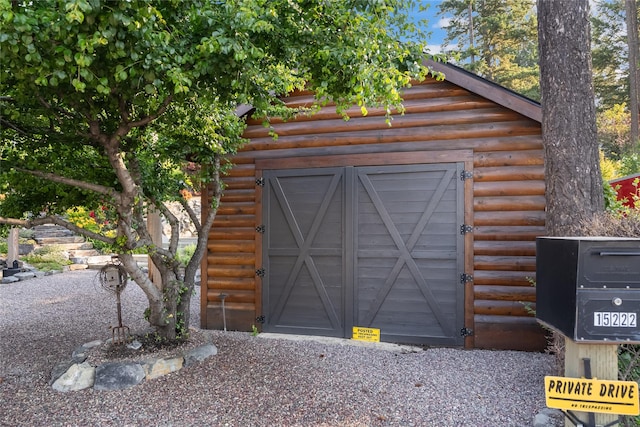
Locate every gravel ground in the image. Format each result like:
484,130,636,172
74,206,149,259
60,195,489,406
0,270,559,427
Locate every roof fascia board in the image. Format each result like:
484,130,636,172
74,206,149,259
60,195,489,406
424,59,542,123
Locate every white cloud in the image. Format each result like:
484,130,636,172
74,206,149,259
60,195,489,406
424,44,443,55
434,17,451,29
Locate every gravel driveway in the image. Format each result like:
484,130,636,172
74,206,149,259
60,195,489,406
0,269,558,426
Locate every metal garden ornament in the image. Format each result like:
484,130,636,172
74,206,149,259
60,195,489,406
98,260,130,345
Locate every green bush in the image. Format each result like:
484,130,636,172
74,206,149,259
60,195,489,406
176,244,196,267
23,245,72,271
18,229,35,240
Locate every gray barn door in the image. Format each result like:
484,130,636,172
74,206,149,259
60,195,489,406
354,165,464,345
262,163,464,345
262,168,347,336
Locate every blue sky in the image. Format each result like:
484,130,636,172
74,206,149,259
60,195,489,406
414,1,451,54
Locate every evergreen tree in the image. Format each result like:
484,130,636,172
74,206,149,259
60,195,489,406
438,0,539,100
591,0,633,110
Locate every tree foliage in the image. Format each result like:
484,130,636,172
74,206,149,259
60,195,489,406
0,0,432,340
592,1,640,162
592,0,632,111
598,103,633,159
437,0,539,100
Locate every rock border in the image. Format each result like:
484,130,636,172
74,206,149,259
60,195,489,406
1,263,84,284
50,339,217,392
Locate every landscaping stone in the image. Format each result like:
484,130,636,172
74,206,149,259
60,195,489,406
1,276,19,284
127,340,142,350
44,270,63,276
49,360,75,385
72,340,103,363
83,340,103,349
143,357,184,380
18,243,34,255
533,408,563,427
184,344,218,366
50,338,217,392
52,362,95,392
94,362,145,391
72,347,88,364
14,272,36,281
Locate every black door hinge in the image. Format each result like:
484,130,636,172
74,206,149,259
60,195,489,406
256,225,265,234
460,273,473,284
460,224,473,234
460,170,473,181
460,327,474,337
255,268,265,277
256,315,265,324
256,177,265,187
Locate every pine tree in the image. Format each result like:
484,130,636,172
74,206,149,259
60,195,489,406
438,0,539,100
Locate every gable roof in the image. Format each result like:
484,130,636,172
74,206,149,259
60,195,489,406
236,59,542,122
423,59,541,123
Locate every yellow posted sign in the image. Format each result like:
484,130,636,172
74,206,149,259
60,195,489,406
352,327,380,342
545,376,639,415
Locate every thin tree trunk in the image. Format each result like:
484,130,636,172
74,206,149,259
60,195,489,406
469,1,475,65
626,0,640,152
537,0,604,236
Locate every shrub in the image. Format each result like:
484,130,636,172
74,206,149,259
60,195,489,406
578,211,640,238
23,245,72,271
176,244,196,267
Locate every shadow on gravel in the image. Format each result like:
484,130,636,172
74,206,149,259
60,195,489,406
0,270,560,427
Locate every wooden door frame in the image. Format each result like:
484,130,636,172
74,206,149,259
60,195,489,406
255,149,475,346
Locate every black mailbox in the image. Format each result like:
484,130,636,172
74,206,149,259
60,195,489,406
536,237,640,343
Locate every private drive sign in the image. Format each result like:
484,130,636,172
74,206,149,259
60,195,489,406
545,376,640,415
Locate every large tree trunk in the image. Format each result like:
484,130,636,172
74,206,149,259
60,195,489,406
537,0,604,236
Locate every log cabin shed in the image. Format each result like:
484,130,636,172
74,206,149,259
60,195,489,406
200,60,547,352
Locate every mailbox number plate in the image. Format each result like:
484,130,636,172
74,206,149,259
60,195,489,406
594,311,637,328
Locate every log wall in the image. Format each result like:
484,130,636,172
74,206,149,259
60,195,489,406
202,76,547,351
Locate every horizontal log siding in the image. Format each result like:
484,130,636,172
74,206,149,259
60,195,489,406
471,130,545,350
204,161,258,330
203,78,546,350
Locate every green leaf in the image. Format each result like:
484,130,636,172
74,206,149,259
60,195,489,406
96,84,109,95
71,78,86,92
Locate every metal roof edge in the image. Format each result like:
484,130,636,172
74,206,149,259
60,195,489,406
609,172,640,184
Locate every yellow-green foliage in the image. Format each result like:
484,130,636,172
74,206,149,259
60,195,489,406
65,206,116,247
600,150,621,181
597,103,632,157
66,206,101,233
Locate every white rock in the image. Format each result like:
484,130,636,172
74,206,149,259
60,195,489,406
52,362,95,392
